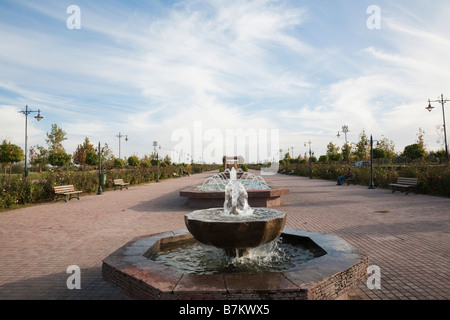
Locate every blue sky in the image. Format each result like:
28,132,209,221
1,0,449,163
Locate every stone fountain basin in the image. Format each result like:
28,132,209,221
102,229,369,300
184,208,286,249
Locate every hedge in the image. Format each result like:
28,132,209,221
275,162,450,197
0,164,219,210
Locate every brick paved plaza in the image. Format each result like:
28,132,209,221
0,170,448,300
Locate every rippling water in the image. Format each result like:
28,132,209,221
152,237,319,274
186,207,285,221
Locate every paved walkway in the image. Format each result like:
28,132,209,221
0,171,449,300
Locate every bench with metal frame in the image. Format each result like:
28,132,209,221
113,179,129,190
389,177,418,195
345,174,357,185
54,185,83,202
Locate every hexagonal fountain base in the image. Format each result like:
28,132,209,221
102,229,368,300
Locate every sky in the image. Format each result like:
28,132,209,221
1,0,450,164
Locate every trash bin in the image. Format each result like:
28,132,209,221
100,173,107,185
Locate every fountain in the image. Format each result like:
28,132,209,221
103,168,368,300
180,168,290,209
185,168,286,257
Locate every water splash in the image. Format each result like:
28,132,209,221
223,168,254,216
197,168,270,191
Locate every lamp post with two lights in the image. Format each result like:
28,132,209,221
426,94,449,162
18,105,43,180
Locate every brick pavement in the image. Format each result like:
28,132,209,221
0,170,448,300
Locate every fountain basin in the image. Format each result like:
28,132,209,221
180,187,290,209
185,208,286,253
102,229,368,300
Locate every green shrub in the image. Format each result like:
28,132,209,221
127,156,140,167
276,162,450,197
114,158,125,168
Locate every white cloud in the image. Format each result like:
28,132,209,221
1,0,450,161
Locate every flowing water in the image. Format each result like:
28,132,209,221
197,168,271,191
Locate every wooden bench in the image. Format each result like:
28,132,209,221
345,174,357,185
113,179,129,190
54,185,83,202
174,170,190,178
389,177,418,195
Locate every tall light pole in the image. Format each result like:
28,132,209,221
153,141,161,182
368,135,380,189
116,132,128,160
96,142,105,195
18,105,43,180
337,125,350,163
337,125,349,144
304,141,314,179
426,94,449,162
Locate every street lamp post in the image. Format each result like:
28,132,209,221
18,105,43,180
304,141,314,179
116,133,128,160
368,135,380,189
337,125,350,163
337,125,349,144
153,141,161,182
96,142,105,195
426,94,449,162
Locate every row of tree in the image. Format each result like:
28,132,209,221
284,128,446,164
1,124,173,174
1,125,447,175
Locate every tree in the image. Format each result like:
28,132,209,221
0,140,24,177
140,155,152,167
29,145,49,172
326,142,340,156
415,127,428,157
46,124,68,153
372,148,386,162
326,142,342,161
328,153,343,161
101,143,115,169
164,154,172,165
353,130,369,161
85,151,98,166
402,144,425,162
48,152,72,167
376,136,396,163
73,137,95,169
341,143,352,163
46,124,71,168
